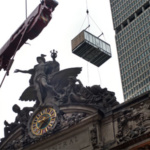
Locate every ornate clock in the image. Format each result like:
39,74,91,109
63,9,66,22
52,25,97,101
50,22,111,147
30,107,57,136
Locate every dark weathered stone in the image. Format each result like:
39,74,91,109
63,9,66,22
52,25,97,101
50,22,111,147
4,104,34,138
0,51,122,150
116,102,150,144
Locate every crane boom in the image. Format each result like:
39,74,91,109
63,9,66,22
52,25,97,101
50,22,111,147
0,0,58,71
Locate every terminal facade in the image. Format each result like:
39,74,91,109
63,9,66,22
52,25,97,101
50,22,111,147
0,52,150,150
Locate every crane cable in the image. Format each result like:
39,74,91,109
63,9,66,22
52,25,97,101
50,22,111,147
86,0,90,31
89,14,105,41
86,0,90,85
79,0,104,86
25,0,28,19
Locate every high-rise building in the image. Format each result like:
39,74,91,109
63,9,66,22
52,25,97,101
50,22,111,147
109,0,150,101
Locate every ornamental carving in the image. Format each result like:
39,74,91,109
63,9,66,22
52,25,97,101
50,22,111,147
90,125,101,150
116,102,150,144
0,51,119,149
1,112,87,150
13,51,118,111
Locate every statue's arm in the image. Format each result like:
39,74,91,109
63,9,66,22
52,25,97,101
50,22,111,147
14,69,34,74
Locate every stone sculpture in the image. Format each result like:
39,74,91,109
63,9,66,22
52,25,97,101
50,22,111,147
116,102,150,144
4,104,34,137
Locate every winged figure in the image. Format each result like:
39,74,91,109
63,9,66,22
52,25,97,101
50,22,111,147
17,64,82,105
20,67,81,104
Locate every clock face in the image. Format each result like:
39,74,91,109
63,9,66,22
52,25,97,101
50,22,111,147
31,107,57,136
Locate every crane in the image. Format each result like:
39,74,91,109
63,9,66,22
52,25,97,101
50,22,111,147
0,0,58,72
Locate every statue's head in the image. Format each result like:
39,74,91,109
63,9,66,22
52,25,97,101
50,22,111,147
37,54,46,63
12,104,20,113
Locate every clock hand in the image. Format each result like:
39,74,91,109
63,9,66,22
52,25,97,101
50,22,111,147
44,116,50,121
38,116,46,123
38,121,45,129
39,116,50,122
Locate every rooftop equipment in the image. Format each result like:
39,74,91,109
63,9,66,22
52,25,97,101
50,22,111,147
71,30,111,67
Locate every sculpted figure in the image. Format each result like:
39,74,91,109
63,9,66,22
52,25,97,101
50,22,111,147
15,54,47,104
4,104,34,137
12,104,34,125
4,120,18,137
15,51,60,104
60,76,86,103
138,103,150,132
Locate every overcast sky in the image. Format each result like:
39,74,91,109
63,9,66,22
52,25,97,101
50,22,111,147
0,0,124,138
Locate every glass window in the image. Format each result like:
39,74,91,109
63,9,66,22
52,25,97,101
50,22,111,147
95,39,99,48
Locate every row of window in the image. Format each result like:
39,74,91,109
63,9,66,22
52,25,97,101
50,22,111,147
124,84,150,100
120,55,149,79
121,57,149,82
111,0,147,14
118,38,149,67
124,79,150,97
110,0,150,101
84,32,111,54
111,0,148,28
117,31,149,58
114,4,149,33
117,33,149,58
116,11,149,47
110,0,148,13
116,9,149,37
116,20,149,48
119,44,149,67
116,16,149,45
119,45,149,71
122,67,150,90
118,34,149,64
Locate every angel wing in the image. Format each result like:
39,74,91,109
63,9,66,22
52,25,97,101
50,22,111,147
19,67,82,101
19,85,37,101
48,67,82,91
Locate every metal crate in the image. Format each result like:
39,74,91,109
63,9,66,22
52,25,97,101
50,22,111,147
71,30,111,67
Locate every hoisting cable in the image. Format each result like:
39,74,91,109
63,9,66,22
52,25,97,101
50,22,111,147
85,0,90,85
97,68,102,87
79,0,90,32
25,0,28,19
89,14,106,41
88,14,105,86
79,14,87,32
86,0,90,28
0,26,29,88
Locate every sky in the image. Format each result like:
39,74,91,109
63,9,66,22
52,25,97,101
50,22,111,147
0,0,124,138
